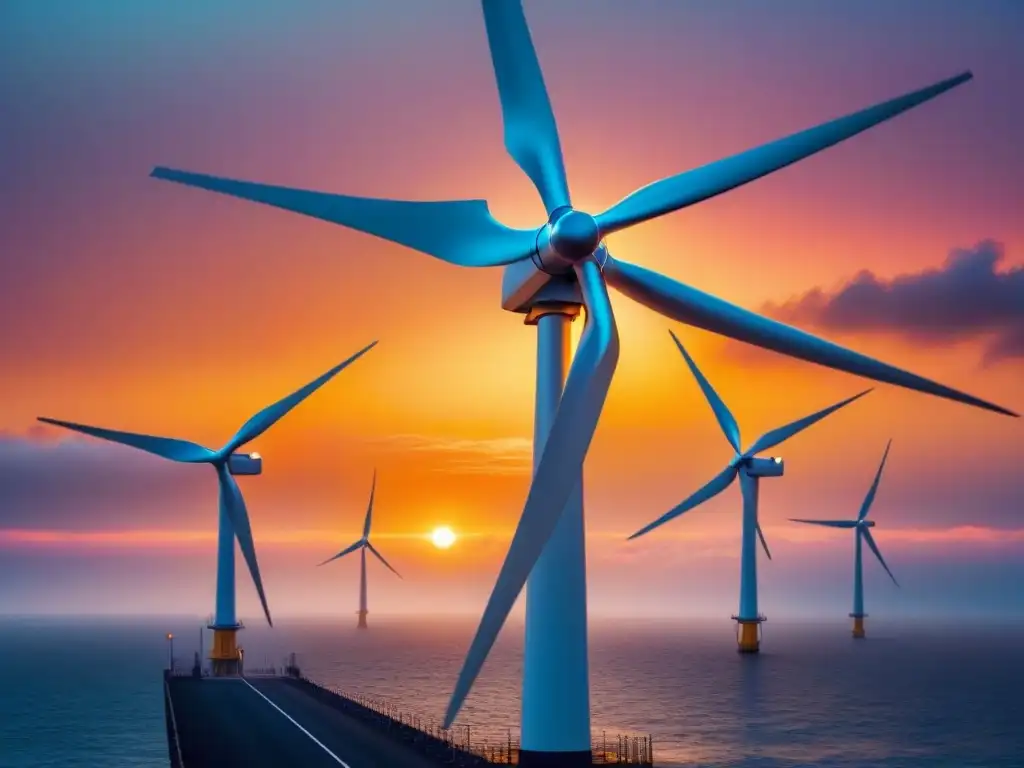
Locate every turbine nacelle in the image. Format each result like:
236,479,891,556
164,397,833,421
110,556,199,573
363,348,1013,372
858,519,876,528
534,208,603,274
741,456,785,478
227,452,263,476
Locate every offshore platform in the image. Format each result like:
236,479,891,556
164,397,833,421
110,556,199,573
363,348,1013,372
163,649,653,767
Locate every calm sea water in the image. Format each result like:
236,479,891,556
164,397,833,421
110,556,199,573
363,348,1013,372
0,616,1021,767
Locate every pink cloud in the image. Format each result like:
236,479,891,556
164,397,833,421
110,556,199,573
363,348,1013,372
5,524,1021,553
769,524,1024,545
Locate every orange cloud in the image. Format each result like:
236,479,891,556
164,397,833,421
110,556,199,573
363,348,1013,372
368,433,532,475
0,528,453,549
0,529,216,548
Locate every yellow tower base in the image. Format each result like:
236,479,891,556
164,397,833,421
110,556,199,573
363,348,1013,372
852,615,866,639
734,617,764,653
209,627,243,676
357,610,368,629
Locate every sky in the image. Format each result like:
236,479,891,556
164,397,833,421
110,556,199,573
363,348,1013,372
1,0,1022,623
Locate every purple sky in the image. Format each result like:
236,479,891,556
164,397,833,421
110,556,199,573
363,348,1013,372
1,0,1022,621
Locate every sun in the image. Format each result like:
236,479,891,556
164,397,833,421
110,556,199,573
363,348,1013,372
431,526,457,549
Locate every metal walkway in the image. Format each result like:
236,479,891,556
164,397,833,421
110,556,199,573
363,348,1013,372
166,675,450,768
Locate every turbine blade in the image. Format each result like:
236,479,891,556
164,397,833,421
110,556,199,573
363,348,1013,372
756,522,772,560
224,341,377,454
367,542,402,579
628,466,739,540
216,465,272,626
603,256,1017,417
744,389,871,457
444,258,619,729
789,518,858,528
595,72,972,235
668,330,741,453
36,417,214,463
482,0,570,213
317,540,364,567
151,168,538,268
858,439,892,521
362,469,377,539
862,528,899,587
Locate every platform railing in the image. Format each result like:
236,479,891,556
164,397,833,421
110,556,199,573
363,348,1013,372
242,666,280,676
163,670,185,768
167,664,201,678
292,671,653,765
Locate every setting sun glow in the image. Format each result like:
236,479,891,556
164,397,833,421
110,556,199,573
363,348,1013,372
430,526,457,550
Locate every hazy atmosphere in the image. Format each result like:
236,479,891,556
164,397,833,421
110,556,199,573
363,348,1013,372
2,0,1022,623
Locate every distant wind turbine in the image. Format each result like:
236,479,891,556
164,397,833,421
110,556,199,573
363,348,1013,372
791,440,898,638
629,331,870,652
38,341,377,674
319,470,402,628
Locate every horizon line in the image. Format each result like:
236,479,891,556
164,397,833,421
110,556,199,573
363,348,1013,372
2,524,1022,549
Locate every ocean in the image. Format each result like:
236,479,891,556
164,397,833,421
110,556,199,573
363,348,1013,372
0,616,1021,767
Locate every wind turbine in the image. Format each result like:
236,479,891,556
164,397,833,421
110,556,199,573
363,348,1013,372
791,440,898,639
38,342,377,675
629,332,870,652
148,1,1015,762
318,470,402,629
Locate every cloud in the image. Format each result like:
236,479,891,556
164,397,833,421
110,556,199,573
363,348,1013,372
773,524,1024,546
763,240,1024,365
0,527,444,549
369,433,532,475
7,523,1021,554
0,429,207,529
0,528,216,549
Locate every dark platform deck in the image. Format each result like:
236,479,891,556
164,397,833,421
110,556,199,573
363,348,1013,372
165,675,467,768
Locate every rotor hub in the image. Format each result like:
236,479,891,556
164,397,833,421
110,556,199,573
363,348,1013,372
549,209,600,262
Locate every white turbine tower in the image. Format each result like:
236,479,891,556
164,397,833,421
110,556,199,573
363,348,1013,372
319,470,402,629
38,342,376,674
147,1,1015,762
629,332,870,652
791,440,899,638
